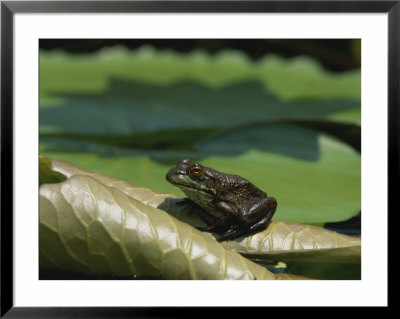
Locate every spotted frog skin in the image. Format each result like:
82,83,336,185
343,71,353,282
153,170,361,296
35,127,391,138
166,158,277,241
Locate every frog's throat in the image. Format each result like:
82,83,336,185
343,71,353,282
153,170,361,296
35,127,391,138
175,183,216,197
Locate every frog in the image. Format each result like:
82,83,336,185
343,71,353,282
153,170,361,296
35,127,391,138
166,158,277,241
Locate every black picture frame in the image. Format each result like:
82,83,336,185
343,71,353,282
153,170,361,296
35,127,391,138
1,0,393,317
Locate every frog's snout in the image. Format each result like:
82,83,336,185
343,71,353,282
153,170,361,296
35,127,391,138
166,167,185,182
166,168,175,181
167,159,194,182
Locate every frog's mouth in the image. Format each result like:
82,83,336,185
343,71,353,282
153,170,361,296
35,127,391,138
176,183,215,197
166,171,215,197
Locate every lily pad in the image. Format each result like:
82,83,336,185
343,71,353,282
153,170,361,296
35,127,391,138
41,123,361,224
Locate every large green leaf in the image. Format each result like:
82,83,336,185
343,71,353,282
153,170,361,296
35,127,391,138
41,123,361,224
40,157,360,267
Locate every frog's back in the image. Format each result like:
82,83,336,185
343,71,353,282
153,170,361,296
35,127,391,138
215,172,266,199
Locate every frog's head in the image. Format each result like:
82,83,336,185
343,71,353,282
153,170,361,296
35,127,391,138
166,158,217,196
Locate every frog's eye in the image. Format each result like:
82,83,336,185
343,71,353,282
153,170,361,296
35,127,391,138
189,164,203,178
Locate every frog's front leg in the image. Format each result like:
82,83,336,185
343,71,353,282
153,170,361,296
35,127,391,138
177,198,216,225
196,200,236,233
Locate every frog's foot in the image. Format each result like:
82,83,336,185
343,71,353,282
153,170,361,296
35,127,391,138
217,213,274,242
248,213,273,233
217,227,248,242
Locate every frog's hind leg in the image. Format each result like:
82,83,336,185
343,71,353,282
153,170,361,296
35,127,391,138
245,202,276,234
248,214,273,233
217,203,276,242
217,216,272,242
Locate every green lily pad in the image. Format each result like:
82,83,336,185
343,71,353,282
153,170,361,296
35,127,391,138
41,122,360,224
